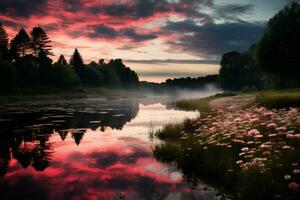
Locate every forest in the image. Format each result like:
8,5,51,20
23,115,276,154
218,2,300,91
0,25,139,92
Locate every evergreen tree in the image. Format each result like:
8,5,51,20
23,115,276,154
30,27,53,57
0,22,9,59
57,54,68,65
10,28,31,60
70,48,84,76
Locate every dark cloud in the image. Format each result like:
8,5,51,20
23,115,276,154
88,0,213,22
0,0,48,17
88,24,157,42
163,20,266,56
214,4,254,21
88,24,119,38
121,28,158,41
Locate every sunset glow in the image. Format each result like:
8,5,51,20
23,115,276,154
0,0,288,82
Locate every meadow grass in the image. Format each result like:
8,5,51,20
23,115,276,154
153,104,300,199
174,92,236,112
255,89,300,108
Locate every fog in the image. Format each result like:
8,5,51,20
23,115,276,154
139,84,223,105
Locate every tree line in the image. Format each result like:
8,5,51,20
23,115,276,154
0,24,139,92
219,2,300,90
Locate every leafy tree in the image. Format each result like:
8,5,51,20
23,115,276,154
83,64,104,86
219,51,263,90
30,27,53,57
0,22,9,59
10,29,31,60
56,54,68,65
52,63,80,87
257,2,300,89
70,48,84,78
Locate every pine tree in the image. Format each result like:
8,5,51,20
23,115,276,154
70,48,84,75
30,27,53,57
57,54,68,65
0,22,9,59
10,28,31,60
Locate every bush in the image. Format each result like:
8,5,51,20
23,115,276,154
0,59,17,90
52,63,80,87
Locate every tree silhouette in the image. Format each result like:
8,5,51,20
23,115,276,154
219,50,263,90
70,48,84,77
257,2,300,89
0,22,9,60
10,28,31,60
30,27,53,57
38,49,53,84
57,54,68,65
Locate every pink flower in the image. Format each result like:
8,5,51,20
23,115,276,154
276,126,287,131
287,134,294,139
284,175,291,180
248,129,260,136
266,123,277,129
293,169,300,174
288,182,299,191
241,147,249,152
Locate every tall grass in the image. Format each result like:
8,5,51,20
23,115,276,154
255,89,300,108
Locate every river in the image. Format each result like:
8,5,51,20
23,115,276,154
0,96,226,200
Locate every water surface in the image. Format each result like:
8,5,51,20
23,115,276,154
0,97,224,200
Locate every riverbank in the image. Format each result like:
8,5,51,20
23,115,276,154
0,87,143,104
174,89,300,112
153,89,300,199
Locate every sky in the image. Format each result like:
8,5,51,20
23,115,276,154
0,0,296,82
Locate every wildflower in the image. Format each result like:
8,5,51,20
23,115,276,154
276,126,287,131
241,147,249,152
266,123,277,129
236,160,243,164
268,133,276,137
248,129,260,136
254,134,263,139
293,169,300,174
282,145,291,149
288,182,299,191
287,134,294,139
284,175,291,180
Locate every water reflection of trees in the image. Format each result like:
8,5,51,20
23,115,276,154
0,99,139,176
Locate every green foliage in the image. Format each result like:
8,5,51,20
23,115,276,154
255,89,300,108
219,51,263,91
0,59,17,90
52,63,80,87
257,3,300,89
81,65,104,86
164,75,219,89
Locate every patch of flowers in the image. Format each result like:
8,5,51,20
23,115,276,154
188,106,300,192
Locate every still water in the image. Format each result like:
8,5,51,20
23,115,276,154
0,97,223,200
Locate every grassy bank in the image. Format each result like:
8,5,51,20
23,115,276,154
255,89,300,108
153,89,300,199
174,92,236,112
